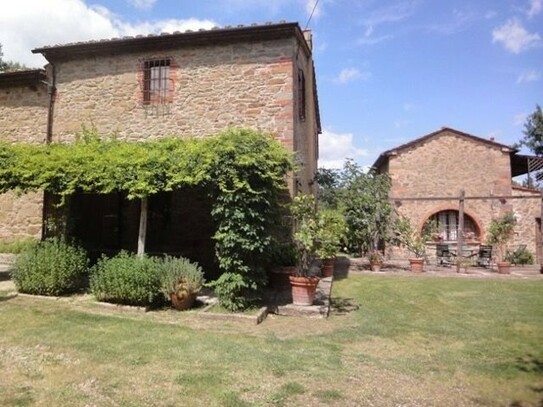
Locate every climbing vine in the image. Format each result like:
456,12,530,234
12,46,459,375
0,128,293,310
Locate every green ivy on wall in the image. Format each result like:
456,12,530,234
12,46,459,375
0,128,293,310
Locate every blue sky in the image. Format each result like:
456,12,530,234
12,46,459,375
1,0,542,168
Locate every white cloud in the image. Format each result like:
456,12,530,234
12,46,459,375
318,128,368,169
492,18,542,53
527,0,543,18
127,0,157,11
334,68,370,84
0,0,217,68
517,69,541,83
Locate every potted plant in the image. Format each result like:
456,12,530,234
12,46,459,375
487,212,516,274
368,249,384,272
315,209,346,278
393,215,428,272
289,194,320,306
159,256,205,310
268,240,299,289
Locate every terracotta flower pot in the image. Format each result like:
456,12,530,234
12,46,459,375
170,291,197,310
321,258,335,277
497,261,511,274
289,275,320,306
408,258,424,273
370,261,382,272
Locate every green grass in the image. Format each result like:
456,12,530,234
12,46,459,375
0,274,541,406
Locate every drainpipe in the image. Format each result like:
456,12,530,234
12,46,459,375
41,63,56,240
45,63,56,144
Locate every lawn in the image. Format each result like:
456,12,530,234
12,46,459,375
0,274,542,406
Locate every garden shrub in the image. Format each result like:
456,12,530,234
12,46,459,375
505,246,534,265
12,237,88,296
90,251,163,307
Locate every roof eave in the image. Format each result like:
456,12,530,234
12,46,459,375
32,22,310,62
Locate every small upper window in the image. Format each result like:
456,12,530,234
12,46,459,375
298,69,306,121
143,59,170,105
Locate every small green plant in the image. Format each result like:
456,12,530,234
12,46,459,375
290,194,319,276
158,255,204,301
0,237,38,254
270,240,299,267
315,209,346,260
393,215,428,258
12,237,88,296
505,246,534,265
487,212,516,262
368,249,384,263
90,251,163,307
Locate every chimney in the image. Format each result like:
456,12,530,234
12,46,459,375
303,30,313,51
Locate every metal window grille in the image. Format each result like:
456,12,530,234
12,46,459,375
143,59,170,105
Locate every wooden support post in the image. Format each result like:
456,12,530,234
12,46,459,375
457,190,465,272
137,197,148,257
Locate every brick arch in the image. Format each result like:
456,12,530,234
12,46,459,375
417,205,484,240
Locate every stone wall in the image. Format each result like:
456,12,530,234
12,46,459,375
0,83,48,242
511,186,541,258
50,38,317,191
0,192,43,240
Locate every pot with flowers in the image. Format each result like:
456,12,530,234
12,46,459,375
289,194,320,306
368,250,384,272
315,209,346,278
393,215,429,272
487,212,516,274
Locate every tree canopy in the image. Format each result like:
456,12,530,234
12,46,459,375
0,43,28,72
0,128,293,311
517,104,543,156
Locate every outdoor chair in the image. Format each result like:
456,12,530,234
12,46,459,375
436,244,454,267
476,245,492,268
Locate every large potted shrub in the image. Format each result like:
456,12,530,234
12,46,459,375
315,208,346,278
393,215,428,272
487,212,516,274
158,256,205,310
289,194,320,306
268,240,299,289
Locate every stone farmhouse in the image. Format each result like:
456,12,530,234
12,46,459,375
373,127,542,263
0,22,321,270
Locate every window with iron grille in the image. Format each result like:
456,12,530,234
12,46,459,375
298,69,306,121
143,59,170,105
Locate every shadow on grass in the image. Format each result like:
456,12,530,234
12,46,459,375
329,296,359,315
516,355,543,374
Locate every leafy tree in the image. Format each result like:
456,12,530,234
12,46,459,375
0,43,28,72
516,105,543,187
315,167,340,209
338,159,393,256
518,105,543,155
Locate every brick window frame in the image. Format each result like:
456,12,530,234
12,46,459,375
138,57,177,105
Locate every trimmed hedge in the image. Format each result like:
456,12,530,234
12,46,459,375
12,238,88,296
90,251,163,307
